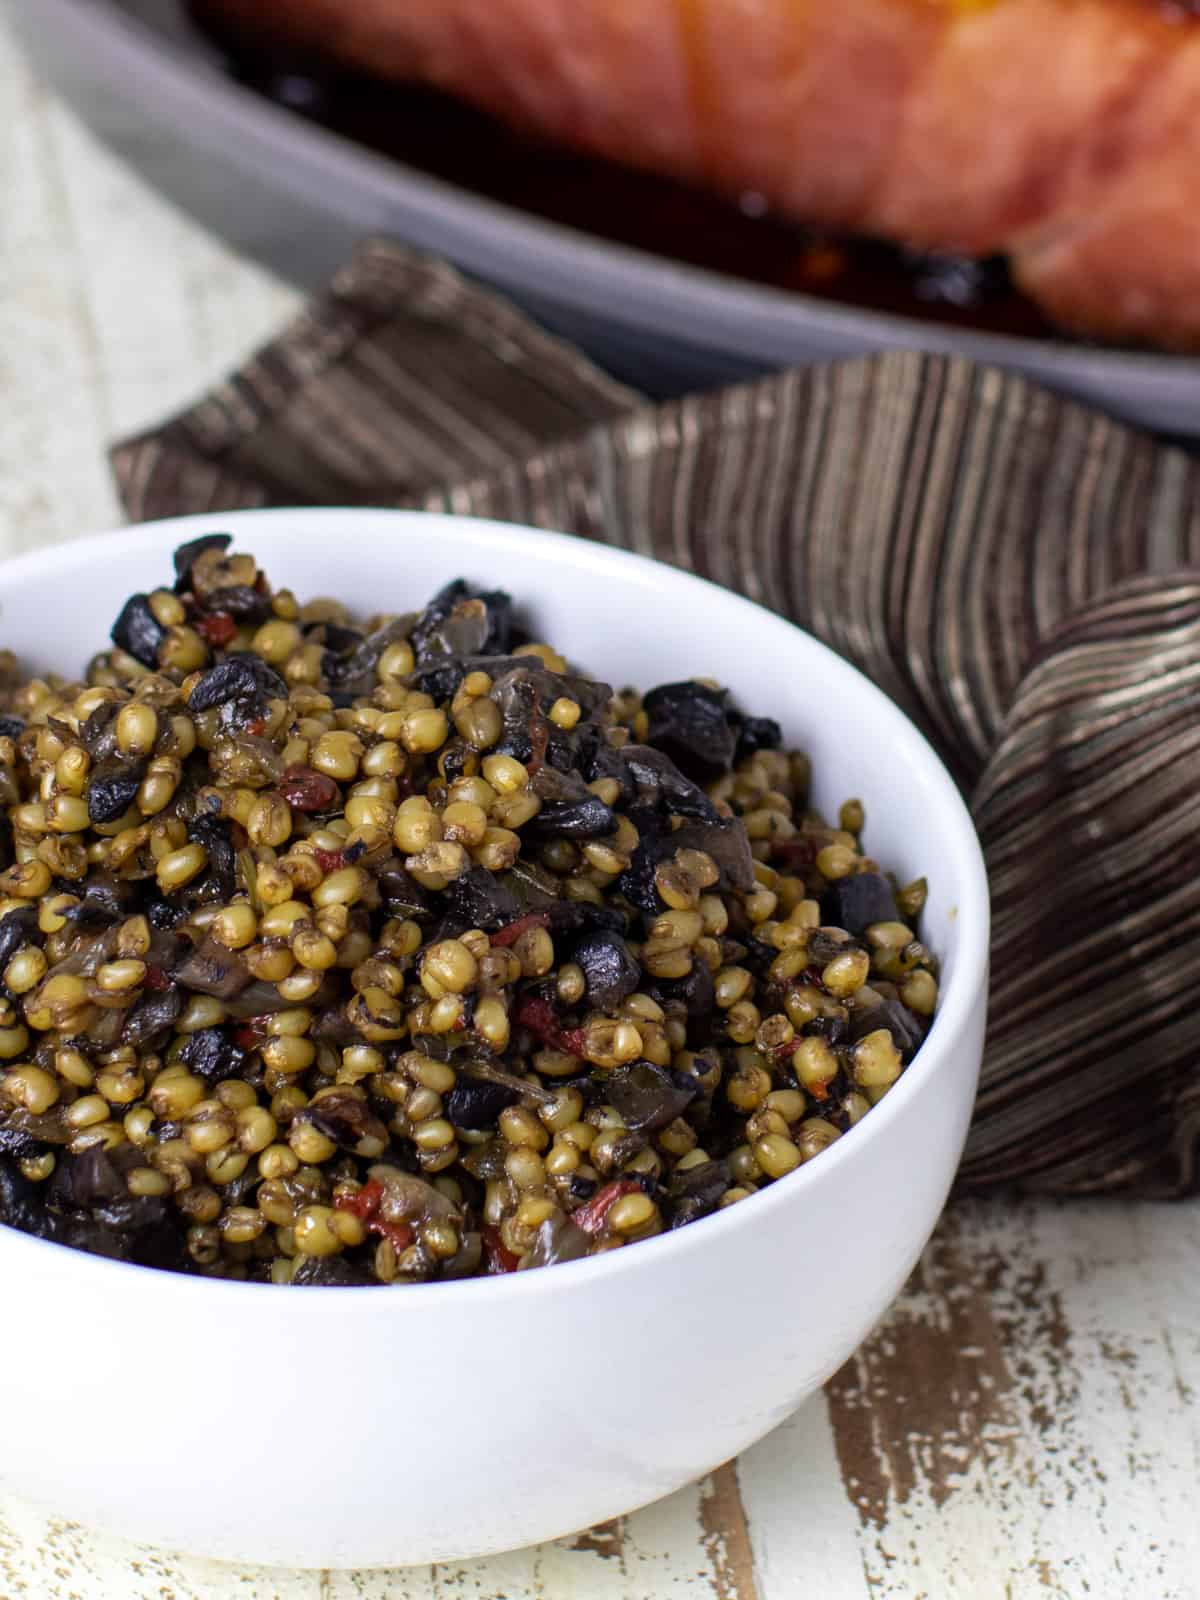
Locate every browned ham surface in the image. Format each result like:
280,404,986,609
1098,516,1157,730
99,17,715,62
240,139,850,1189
201,0,1200,349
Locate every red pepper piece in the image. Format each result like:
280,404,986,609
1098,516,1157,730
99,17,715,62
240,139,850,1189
335,1180,416,1255
244,718,268,738
234,1016,272,1051
314,848,345,874
195,611,237,648
572,1179,642,1236
771,838,816,874
336,1178,385,1221
143,964,170,993
559,1024,588,1057
490,910,552,948
372,1219,416,1255
514,993,584,1057
278,764,339,813
482,1223,521,1274
230,822,250,850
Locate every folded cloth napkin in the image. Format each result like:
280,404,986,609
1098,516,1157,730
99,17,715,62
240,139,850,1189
112,241,1200,1197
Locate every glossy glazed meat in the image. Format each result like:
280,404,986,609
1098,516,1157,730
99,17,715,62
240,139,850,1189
199,0,1200,349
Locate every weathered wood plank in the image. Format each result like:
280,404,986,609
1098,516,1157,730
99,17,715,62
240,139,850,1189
739,1399,872,1600
0,31,118,556
822,1199,1200,1599
43,102,299,447
0,18,298,561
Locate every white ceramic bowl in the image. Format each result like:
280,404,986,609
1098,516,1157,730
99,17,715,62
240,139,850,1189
0,510,989,1568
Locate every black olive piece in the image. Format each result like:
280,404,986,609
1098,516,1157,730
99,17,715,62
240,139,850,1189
121,986,184,1050
87,757,146,825
178,1025,248,1083
444,1077,519,1132
307,1010,365,1051
291,1256,375,1288
541,727,581,775
146,898,187,930
477,590,514,656
0,1124,38,1161
324,618,410,694
740,937,780,978
568,1174,597,1202
438,865,519,934
199,582,270,623
0,904,40,969
110,594,166,669
494,730,534,766
620,745,720,821
605,1062,701,1133
654,957,716,1020
0,1157,59,1240
173,531,232,588
809,1013,849,1049
438,739,475,785
187,814,238,902
821,872,901,937
527,796,617,842
573,724,632,793
319,622,364,656
0,716,24,740
188,655,288,715
642,680,737,780
847,998,927,1062
408,661,466,704
732,714,783,763
667,1158,731,1229
547,900,627,940
617,841,668,917
571,929,641,1010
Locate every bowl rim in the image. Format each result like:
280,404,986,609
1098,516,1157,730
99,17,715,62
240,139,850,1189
0,508,990,1308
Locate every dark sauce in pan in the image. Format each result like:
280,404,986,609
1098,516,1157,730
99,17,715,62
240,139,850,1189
191,9,1055,340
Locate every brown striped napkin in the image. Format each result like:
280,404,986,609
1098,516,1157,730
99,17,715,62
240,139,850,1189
112,240,1200,1198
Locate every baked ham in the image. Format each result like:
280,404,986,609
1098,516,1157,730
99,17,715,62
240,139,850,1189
198,0,1200,350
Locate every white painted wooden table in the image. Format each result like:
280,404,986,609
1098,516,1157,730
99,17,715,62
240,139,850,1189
2,18,1199,1598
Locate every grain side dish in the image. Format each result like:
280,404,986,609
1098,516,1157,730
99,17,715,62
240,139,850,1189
0,537,937,1285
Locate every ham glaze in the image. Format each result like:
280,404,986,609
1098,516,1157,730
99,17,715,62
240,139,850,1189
200,0,1200,349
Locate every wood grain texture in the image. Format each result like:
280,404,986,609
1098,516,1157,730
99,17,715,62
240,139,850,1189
3,13,1200,1598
